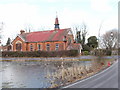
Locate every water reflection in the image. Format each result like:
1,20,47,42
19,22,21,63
1,60,91,88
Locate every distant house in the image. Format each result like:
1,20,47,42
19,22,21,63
0,44,11,51
11,16,82,54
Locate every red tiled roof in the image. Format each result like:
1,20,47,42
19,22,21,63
19,28,70,42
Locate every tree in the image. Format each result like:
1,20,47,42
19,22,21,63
100,29,118,50
0,22,4,39
6,38,11,45
76,30,82,43
82,44,90,52
74,23,88,45
87,36,98,49
81,23,87,45
24,23,33,32
73,23,88,52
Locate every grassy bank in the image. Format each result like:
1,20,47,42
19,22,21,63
1,58,92,62
46,58,115,88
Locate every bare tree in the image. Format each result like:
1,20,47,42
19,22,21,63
73,23,88,45
0,22,4,44
73,26,82,43
81,23,87,45
0,22,4,38
100,29,118,50
24,23,33,32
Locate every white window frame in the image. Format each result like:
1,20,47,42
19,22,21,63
30,44,33,51
55,43,59,51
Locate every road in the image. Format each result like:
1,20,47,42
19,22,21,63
63,60,118,88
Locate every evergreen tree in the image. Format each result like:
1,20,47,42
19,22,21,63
6,38,11,45
87,36,98,49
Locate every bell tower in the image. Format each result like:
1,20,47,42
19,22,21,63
54,12,60,30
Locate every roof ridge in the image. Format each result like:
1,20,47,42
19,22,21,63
18,28,72,42
24,28,71,34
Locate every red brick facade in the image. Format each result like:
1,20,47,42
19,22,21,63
11,16,82,53
12,30,75,52
12,36,27,51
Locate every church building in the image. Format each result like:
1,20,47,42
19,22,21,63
11,16,82,54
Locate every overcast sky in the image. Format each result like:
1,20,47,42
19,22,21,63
0,0,118,45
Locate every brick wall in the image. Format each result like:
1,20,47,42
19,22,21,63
12,37,65,51
12,34,75,52
12,36,26,51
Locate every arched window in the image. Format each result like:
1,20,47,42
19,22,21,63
16,43,22,51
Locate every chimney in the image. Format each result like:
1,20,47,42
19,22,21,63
20,30,25,34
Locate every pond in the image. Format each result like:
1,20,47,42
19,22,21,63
1,55,118,88
1,59,91,88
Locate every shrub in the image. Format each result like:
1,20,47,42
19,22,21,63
93,49,112,56
105,49,112,55
82,51,89,55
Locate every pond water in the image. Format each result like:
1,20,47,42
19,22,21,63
1,55,118,88
1,60,91,88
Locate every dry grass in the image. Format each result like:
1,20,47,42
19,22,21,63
46,59,109,88
47,65,93,87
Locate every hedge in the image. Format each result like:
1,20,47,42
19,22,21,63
2,50,79,57
93,49,112,56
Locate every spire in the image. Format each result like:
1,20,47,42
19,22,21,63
54,12,60,30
